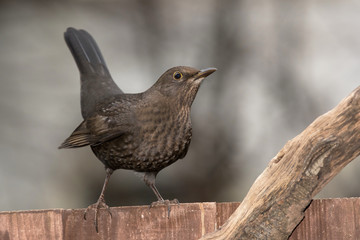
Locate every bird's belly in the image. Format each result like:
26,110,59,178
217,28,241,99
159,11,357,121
91,126,192,172
133,119,192,171
91,135,137,170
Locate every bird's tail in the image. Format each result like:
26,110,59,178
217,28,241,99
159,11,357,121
65,27,110,76
64,27,123,118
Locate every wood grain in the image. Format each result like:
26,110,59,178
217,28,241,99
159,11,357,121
0,203,217,240
1,200,360,239
290,198,360,239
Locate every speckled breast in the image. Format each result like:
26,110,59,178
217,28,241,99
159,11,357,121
91,112,193,172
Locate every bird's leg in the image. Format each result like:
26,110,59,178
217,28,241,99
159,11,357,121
84,168,113,232
150,182,164,202
143,172,179,218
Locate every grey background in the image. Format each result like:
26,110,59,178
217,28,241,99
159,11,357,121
1,0,360,211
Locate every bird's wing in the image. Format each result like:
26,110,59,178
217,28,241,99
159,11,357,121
58,112,135,149
58,121,93,148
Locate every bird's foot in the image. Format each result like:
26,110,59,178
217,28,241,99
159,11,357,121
150,199,179,218
83,199,112,232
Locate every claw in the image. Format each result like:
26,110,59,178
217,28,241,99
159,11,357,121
150,199,179,218
83,200,112,232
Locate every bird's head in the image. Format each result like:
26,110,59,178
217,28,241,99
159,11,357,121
151,66,217,106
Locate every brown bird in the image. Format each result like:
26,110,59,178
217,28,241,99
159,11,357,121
59,27,216,231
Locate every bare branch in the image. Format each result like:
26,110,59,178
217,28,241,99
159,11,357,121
200,86,360,239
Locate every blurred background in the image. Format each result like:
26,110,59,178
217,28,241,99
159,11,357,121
1,0,360,211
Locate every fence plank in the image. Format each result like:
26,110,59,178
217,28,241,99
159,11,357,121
0,209,63,240
0,199,359,240
290,198,360,239
215,202,240,227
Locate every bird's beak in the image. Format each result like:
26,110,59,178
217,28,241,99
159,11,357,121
194,68,217,80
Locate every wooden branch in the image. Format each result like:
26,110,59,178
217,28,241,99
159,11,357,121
0,200,359,239
200,86,360,239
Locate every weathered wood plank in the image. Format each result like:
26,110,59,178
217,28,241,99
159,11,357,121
62,203,218,240
290,198,360,239
215,202,240,228
0,209,63,240
0,199,359,240
0,203,218,240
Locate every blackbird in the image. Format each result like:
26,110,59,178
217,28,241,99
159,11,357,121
59,27,216,231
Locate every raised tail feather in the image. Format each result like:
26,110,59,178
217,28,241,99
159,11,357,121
64,27,123,119
64,27,111,76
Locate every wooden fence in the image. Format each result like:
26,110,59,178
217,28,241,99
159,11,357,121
0,198,359,240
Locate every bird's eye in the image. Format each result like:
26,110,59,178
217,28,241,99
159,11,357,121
173,71,183,80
